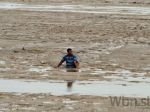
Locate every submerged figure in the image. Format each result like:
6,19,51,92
57,48,79,69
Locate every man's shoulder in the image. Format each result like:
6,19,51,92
63,54,68,58
72,54,77,58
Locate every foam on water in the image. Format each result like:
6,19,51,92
0,61,6,65
29,66,52,73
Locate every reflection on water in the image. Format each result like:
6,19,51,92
66,68,78,91
67,80,74,92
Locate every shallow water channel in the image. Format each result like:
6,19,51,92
0,2,150,15
0,79,150,97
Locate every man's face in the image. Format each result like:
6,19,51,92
67,50,73,55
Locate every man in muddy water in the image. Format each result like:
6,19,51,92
57,48,79,89
57,48,79,70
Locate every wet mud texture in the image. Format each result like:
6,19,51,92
0,0,150,112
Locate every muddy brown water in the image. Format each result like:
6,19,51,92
0,1,150,99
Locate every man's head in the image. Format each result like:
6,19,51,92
67,48,73,55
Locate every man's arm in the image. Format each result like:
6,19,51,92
73,55,79,68
57,59,65,68
74,60,79,68
57,60,64,67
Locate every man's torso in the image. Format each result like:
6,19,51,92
63,55,77,68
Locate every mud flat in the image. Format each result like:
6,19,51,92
0,0,150,112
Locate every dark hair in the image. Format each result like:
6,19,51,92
67,48,72,52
